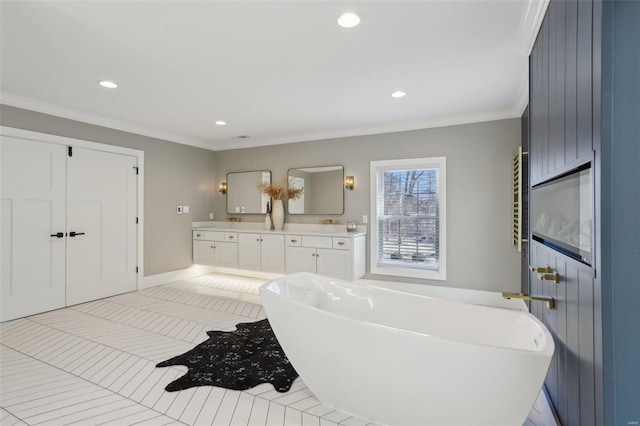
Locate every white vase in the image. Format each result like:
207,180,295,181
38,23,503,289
272,199,284,230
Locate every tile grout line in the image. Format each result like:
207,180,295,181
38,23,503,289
141,285,263,312
0,343,186,425
0,273,375,426
3,322,319,424
1,320,187,388
84,292,262,330
63,302,233,347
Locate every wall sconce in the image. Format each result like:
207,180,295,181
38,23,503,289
345,176,355,191
219,182,227,194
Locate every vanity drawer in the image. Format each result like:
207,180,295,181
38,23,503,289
301,235,332,248
224,232,238,242
286,235,302,247
193,231,224,241
333,237,352,250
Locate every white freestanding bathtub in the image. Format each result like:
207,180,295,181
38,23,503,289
259,273,554,426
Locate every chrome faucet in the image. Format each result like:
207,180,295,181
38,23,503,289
502,292,555,309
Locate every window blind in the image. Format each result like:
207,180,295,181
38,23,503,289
376,168,440,271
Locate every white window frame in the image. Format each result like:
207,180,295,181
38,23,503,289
370,157,446,281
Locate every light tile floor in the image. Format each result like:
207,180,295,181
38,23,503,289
1,273,552,426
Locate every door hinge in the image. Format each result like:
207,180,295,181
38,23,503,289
136,217,139,224
133,166,138,175
68,146,72,157
136,266,139,273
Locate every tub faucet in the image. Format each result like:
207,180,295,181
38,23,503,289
502,292,555,309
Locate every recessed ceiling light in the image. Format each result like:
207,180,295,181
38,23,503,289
337,12,360,28
215,121,227,126
391,91,407,98
98,80,118,89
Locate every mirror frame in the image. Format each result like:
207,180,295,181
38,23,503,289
287,165,344,215
226,170,272,214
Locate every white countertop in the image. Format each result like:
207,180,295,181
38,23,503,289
192,221,367,237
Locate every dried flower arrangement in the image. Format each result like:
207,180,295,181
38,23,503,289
257,180,303,200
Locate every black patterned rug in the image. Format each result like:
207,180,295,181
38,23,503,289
156,318,298,393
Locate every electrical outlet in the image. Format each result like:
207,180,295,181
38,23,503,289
209,213,214,220
183,206,190,213
176,205,183,214
362,215,368,224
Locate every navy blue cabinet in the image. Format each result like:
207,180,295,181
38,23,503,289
530,0,594,186
529,241,598,425
528,1,603,425
530,0,640,424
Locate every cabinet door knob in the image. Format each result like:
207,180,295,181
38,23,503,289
256,239,260,242
196,233,202,237
228,235,234,239
312,253,315,257
338,242,345,246
291,239,297,243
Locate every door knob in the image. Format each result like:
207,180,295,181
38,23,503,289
69,232,86,237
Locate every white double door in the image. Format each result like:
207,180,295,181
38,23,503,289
1,136,138,321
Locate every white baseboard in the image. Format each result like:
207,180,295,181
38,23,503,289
140,265,216,289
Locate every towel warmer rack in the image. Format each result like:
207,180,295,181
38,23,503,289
512,146,529,252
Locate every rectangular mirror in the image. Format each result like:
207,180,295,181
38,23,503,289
288,166,344,215
226,170,271,214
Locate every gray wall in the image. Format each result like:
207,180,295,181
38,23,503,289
0,105,217,276
214,118,522,292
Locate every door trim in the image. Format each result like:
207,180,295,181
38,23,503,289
0,126,144,288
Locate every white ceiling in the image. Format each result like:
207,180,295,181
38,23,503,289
0,1,546,151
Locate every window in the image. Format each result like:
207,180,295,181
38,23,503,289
370,157,446,280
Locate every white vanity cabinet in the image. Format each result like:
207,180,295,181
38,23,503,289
193,231,238,268
192,225,366,280
285,235,365,281
238,233,285,274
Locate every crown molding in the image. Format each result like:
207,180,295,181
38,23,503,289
0,92,215,151
212,109,522,151
2,92,523,153
515,0,550,56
